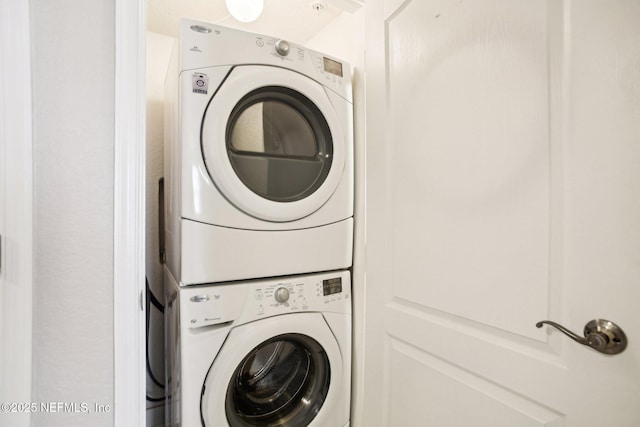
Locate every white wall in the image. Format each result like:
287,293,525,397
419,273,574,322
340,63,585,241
146,30,175,427
306,10,364,68
31,0,115,425
146,31,174,300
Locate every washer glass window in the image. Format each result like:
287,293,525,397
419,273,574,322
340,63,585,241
226,87,333,203
225,333,330,426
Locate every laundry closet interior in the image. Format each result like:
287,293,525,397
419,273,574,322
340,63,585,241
144,1,365,425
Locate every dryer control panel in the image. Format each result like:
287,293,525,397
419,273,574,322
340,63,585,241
179,18,352,103
180,270,351,329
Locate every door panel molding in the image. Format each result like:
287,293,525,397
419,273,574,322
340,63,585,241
385,0,553,340
387,339,564,426
385,302,568,370
386,300,564,356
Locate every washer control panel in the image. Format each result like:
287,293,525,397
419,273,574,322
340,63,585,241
181,270,351,329
248,271,350,320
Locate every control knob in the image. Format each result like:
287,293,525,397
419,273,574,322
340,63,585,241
275,40,290,56
274,287,290,303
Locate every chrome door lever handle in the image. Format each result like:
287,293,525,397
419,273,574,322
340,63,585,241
536,319,627,355
536,320,587,345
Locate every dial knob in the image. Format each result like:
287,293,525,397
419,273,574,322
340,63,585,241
275,40,290,56
274,287,290,303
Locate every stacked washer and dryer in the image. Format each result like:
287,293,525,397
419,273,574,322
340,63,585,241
163,19,354,427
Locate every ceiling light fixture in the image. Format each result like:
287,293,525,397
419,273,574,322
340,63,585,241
225,0,264,23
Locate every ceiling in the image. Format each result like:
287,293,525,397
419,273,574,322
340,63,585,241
147,0,347,44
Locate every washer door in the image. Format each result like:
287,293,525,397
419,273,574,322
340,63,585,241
201,66,346,222
201,313,343,427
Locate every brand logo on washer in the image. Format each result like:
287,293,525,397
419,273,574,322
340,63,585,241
190,294,210,303
192,73,209,95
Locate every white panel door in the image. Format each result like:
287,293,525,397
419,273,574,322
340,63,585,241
361,0,640,426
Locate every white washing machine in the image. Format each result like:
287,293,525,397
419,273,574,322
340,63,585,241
164,268,351,427
164,19,354,285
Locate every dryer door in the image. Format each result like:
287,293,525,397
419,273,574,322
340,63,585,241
201,313,344,427
201,66,347,222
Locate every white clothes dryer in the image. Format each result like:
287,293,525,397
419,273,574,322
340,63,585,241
164,267,351,427
164,20,354,285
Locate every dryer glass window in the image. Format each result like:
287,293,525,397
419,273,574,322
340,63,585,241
226,87,333,203
226,333,330,427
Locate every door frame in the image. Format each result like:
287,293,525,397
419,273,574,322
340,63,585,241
114,0,146,424
0,1,33,425
1,0,148,423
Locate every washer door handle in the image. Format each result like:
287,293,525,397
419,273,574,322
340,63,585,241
536,319,627,355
